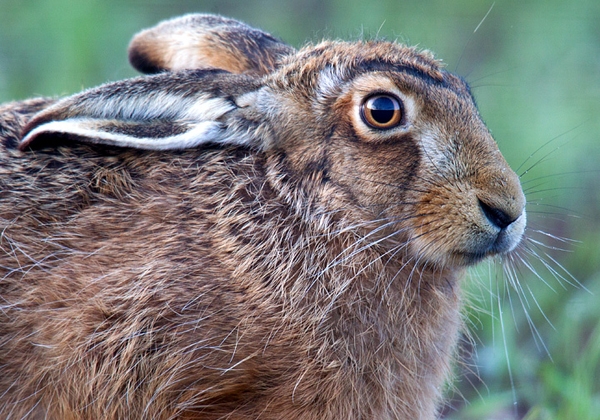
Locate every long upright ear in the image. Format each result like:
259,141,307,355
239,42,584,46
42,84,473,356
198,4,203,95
18,70,269,152
128,14,296,76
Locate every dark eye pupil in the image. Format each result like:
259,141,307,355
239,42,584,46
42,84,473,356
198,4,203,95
360,94,403,130
369,97,396,124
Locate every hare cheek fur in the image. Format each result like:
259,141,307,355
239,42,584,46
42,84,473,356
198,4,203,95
0,14,526,420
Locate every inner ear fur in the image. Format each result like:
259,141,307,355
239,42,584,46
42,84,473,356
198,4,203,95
128,14,296,76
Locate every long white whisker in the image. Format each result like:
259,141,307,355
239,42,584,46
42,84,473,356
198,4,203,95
532,248,589,292
496,278,518,416
525,283,556,332
527,229,580,246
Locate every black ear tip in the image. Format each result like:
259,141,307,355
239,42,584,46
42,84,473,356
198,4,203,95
18,122,39,150
17,139,32,151
19,129,65,151
128,48,166,75
19,132,48,151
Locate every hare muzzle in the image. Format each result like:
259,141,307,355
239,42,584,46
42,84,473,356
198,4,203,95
410,120,527,266
410,138,527,266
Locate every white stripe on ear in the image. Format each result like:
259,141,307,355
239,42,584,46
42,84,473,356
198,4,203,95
78,93,235,123
18,89,267,150
21,119,229,150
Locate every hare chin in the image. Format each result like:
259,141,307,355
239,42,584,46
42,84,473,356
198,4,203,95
413,211,527,268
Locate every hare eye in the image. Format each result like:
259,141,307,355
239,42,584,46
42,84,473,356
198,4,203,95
360,94,403,129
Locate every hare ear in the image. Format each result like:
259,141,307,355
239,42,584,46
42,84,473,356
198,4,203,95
18,71,266,152
128,14,295,76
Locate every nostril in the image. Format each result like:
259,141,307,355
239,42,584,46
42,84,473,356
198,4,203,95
478,198,518,230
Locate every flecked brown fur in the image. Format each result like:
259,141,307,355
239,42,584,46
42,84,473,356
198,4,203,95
0,14,526,419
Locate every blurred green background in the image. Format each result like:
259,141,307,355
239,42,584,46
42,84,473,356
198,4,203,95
1,0,599,418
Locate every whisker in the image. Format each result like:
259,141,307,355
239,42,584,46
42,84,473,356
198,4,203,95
515,123,585,175
454,1,496,75
501,264,521,337
330,170,431,194
309,221,411,297
524,185,585,196
525,203,582,218
496,278,518,415
508,269,552,358
520,169,599,186
524,246,589,292
510,247,557,292
467,66,517,86
525,282,556,332
527,229,580,246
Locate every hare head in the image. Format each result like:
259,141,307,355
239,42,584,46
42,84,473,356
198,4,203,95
2,14,525,420
20,14,525,270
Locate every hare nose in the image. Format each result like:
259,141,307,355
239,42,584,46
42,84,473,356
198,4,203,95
478,198,521,230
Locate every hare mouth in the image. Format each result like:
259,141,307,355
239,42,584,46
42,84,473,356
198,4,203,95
454,212,526,266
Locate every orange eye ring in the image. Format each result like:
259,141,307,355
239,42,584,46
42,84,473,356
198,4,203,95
360,94,403,130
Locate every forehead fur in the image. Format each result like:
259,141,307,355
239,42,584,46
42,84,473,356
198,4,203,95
277,40,447,85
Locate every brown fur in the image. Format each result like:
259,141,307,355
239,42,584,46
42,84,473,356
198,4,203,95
0,15,525,419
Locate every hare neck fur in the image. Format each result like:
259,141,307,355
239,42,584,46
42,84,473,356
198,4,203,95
205,149,465,418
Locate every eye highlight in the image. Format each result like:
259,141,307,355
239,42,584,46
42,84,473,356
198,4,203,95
360,94,403,130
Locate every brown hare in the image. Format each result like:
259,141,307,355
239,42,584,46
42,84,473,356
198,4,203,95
0,14,526,419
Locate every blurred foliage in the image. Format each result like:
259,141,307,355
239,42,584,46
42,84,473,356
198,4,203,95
1,0,599,418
